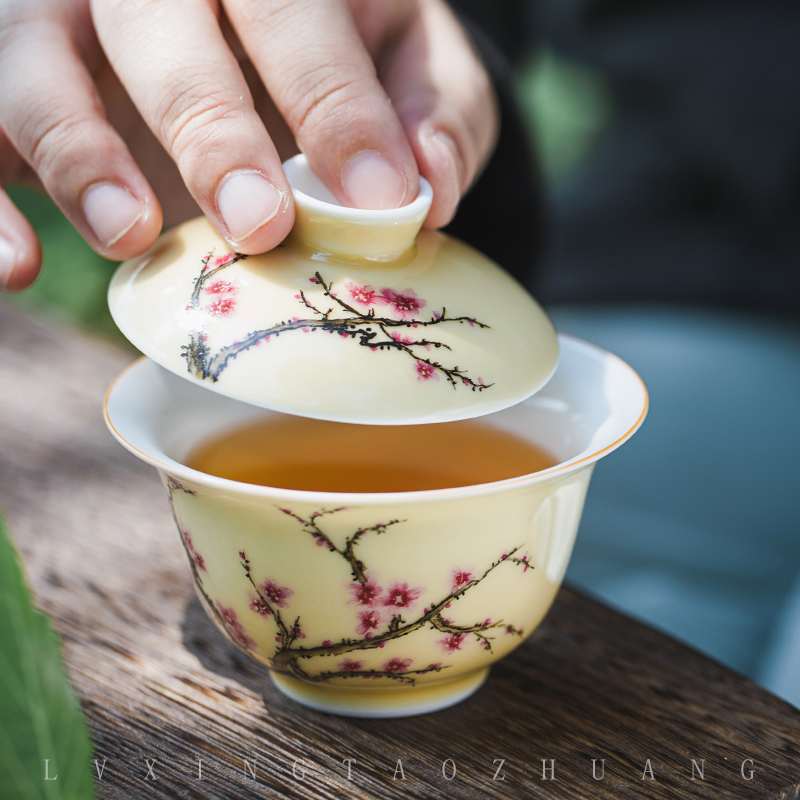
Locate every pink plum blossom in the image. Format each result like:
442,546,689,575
382,582,422,609
215,601,255,651
217,603,237,628
381,287,426,320
259,579,293,608
249,595,271,616
211,253,235,269
206,297,236,316
348,578,382,607
313,534,333,549
451,570,473,593
205,280,236,295
356,609,383,637
415,361,438,381
339,659,364,672
181,529,206,573
439,634,466,654
346,282,385,307
383,657,413,673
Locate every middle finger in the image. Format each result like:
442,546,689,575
91,0,294,252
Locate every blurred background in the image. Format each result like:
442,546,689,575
3,0,799,706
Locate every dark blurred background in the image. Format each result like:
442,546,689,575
450,0,800,316
3,0,800,704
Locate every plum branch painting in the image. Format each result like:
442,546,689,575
180,250,494,390
166,482,533,686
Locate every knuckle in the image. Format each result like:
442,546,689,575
287,66,376,142
150,73,244,157
18,107,96,178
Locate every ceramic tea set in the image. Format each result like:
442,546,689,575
104,155,648,717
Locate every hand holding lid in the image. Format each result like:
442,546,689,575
108,155,558,424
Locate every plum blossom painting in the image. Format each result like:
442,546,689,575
167,479,533,686
180,250,494,391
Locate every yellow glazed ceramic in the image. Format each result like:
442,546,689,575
104,334,647,717
107,155,559,425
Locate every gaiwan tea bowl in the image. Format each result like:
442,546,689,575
104,334,647,718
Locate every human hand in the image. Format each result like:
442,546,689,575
0,0,498,292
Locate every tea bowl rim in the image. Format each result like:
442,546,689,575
103,333,648,505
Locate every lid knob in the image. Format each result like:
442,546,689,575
283,154,433,262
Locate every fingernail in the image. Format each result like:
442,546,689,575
217,170,283,242
0,235,16,291
82,182,145,248
342,151,407,210
432,131,463,198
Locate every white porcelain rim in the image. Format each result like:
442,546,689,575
283,153,433,222
104,333,649,506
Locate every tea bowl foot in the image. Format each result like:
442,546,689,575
270,667,490,718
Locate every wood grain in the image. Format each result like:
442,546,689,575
1,301,799,800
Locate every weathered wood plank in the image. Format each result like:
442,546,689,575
1,301,799,800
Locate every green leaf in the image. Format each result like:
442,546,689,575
0,510,94,800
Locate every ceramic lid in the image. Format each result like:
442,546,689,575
108,155,559,425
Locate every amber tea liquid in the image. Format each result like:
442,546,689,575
187,416,557,493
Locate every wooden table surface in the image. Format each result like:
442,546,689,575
2,302,799,800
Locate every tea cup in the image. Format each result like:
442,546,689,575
104,333,646,717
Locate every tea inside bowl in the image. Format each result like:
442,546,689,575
186,416,557,493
